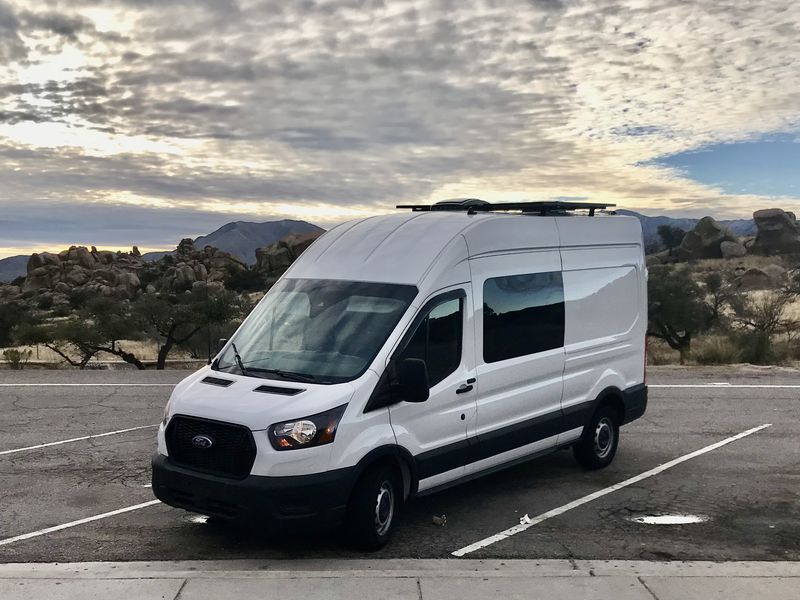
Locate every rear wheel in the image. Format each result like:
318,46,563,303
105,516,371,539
573,405,619,469
345,465,401,551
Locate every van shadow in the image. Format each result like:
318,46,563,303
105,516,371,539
169,448,588,558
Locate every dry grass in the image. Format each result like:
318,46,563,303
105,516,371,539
647,338,679,365
691,335,742,365
0,340,193,368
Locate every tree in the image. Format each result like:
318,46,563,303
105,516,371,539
657,224,686,252
0,299,34,347
703,271,735,329
18,299,148,369
648,265,712,364
727,278,798,364
136,287,247,369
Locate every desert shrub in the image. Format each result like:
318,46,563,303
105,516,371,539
646,338,678,365
37,294,54,310
733,330,789,365
692,336,742,365
225,267,264,293
3,348,32,369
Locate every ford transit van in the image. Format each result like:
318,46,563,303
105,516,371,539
152,199,648,550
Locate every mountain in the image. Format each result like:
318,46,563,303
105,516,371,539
194,219,324,264
141,219,325,264
0,255,28,283
617,210,756,248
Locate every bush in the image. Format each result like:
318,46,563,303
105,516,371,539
692,336,742,365
3,348,32,369
225,268,264,293
733,330,788,365
646,338,678,365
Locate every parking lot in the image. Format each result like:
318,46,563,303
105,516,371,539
1,366,798,563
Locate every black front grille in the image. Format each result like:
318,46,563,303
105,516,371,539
166,415,256,479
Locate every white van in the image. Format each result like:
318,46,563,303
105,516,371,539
152,200,648,550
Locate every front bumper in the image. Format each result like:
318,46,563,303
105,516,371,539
151,454,353,529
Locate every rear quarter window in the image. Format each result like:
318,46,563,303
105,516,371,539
562,266,639,345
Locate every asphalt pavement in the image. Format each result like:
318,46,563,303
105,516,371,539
0,365,798,565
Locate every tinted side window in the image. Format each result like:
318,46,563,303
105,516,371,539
398,298,462,387
483,272,564,363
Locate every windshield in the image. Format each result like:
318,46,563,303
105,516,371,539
214,279,418,384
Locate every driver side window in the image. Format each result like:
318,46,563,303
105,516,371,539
397,297,463,387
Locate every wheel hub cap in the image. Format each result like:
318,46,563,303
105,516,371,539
374,482,394,536
594,418,614,459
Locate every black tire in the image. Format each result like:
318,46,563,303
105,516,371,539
573,405,620,470
345,464,401,551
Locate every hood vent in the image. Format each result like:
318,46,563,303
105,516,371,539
254,384,305,396
201,376,234,387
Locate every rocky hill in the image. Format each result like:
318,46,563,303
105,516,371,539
0,255,28,284
0,219,325,283
647,207,800,290
142,219,323,264
617,210,756,249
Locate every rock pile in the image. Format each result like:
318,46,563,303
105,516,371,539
255,232,322,286
10,240,247,309
674,217,739,260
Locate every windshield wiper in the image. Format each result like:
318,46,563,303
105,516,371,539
246,367,317,383
230,342,249,376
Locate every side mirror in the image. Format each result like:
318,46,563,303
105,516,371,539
396,358,430,403
216,338,228,354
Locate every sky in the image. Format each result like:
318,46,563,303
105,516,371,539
0,0,798,258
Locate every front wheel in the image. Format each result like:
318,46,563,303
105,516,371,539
345,465,401,551
573,405,620,469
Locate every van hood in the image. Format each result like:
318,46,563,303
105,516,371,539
167,366,356,431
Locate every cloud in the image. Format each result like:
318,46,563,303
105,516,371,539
0,0,799,255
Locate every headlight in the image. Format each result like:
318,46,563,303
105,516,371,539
162,397,172,425
268,404,347,451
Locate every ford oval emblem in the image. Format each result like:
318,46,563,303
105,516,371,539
191,434,214,449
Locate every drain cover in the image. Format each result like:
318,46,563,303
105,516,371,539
629,514,708,525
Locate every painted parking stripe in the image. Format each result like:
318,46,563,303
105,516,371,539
0,383,174,387
0,500,162,547
649,384,800,388
0,425,158,456
452,423,772,557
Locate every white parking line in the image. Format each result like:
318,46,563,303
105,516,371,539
452,423,772,557
0,383,174,386
649,384,800,388
0,425,158,456
0,500,162,547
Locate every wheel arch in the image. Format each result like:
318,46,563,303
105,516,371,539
350,445,418,501
589,386,626,426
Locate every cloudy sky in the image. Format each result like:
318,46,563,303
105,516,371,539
0,0,798,258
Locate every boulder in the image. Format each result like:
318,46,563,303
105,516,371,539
65,268,89,286
751,208,800,255
27,252,59,273
762,264,788,286
176,238,195,257
675,216,738,260
255,232,323,282
67,246,96,269
720,240,747,259
738,267,771,290
172,264,196,291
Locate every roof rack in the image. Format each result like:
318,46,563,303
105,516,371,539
396,198,615,216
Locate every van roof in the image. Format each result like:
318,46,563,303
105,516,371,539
285,211,642,286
